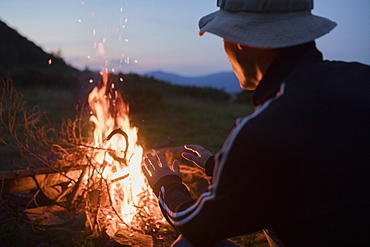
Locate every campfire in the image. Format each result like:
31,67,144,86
0,74,171,246
83,70,164,237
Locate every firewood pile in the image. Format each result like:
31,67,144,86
0,167,170,247
0,150,207,247
0,141,161,246
0,79,160,246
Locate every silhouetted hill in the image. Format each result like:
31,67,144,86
0,19,80,89
142,71,242,94
0,19,242,98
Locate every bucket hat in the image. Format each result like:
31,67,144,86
199,0,337,48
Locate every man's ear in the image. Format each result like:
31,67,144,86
236,43,244,51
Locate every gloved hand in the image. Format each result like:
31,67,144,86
181,144,214,169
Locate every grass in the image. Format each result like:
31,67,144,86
131,96,253,153
118,73,255,153
20,85,79,127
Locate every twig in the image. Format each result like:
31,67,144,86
101,175,130,228
67,165,88,208
111,173,130,183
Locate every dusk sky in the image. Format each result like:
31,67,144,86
1,0,369,76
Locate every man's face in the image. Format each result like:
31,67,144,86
223,40,262,90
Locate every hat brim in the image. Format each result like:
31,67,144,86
199,10,336,48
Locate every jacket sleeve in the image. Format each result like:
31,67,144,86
205,155,215,176
151,119,276,246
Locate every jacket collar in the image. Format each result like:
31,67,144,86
252,42,322,106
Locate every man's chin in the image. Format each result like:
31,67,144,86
239,81,258,90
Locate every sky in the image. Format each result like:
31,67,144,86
0,0,369,77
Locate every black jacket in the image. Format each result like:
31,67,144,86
152,43,370,247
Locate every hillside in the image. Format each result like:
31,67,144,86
0,19,80,90
0,19,245,97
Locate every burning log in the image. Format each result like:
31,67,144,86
0,166,83,194
108,228,153,247
0,165,85,180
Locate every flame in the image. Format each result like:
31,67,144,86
86,71,162,236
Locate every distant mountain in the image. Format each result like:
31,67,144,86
142,71,242,94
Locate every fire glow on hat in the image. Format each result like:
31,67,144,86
199,0,337,48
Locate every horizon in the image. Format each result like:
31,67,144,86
1,0,369,77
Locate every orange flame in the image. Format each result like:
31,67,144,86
87,71,162,236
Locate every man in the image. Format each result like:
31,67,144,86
142,0,370,246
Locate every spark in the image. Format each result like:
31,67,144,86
98,43,106,55
48,59,52,65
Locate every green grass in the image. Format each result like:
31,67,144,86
132,96,253,153
118,73,254,153
20,86,79,127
